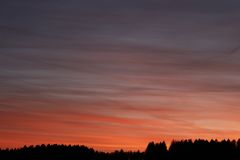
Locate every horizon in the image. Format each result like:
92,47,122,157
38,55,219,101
1,0,240,152
1,138,240,152
2,139,240,160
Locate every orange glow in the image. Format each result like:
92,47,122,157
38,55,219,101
1,93,240,151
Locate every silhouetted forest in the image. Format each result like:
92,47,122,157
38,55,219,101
1,139,240,160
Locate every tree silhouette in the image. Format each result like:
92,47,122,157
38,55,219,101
1,139,240,160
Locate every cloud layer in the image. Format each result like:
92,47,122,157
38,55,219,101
1,0,240,151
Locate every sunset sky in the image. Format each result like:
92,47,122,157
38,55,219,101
1,0,240,151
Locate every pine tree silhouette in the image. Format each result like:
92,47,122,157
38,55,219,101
1,139,240,160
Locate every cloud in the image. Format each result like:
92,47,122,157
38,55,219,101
1,0,240,151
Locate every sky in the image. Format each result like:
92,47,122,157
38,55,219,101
1,0,240,151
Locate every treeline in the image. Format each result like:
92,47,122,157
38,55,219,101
145,139,240,160
1,139,240,160
0,144,143,160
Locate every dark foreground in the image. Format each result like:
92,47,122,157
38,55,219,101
1,139,240,160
